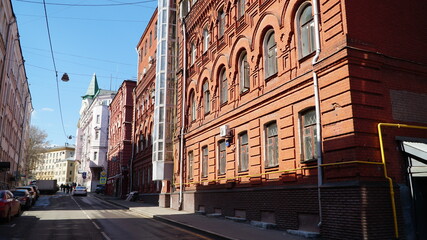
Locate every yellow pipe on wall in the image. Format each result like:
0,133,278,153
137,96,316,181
175,123,427,239
378,123,427,239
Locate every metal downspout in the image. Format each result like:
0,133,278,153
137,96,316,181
312,0,323,228
178,18,187,210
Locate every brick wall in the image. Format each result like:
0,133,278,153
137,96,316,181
321,181,398,240
193,185,319,230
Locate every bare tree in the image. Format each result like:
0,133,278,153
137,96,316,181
24,125,49,178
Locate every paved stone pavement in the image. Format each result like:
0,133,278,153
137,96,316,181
92,193,316,240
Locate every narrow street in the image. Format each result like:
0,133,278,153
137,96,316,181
0,193,212,240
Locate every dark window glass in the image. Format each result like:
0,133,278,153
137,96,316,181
220,68,228,104
239,52,250,92
239,132,249,171
302,109,318,161
265,31,277,78
265,121,278,167
188,151,194,179
299,5,315,57
219,140,226,174
202,146,208,177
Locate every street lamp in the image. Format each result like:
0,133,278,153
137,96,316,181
61,73,70,82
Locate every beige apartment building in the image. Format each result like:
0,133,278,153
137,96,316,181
0,0,32,188
33,145,76,185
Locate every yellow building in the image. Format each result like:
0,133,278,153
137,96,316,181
33,145,76,185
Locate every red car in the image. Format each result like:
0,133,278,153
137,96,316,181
0,190,21,222
11,189,32,210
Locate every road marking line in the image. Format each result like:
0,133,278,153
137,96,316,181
72,195,110,240
92,222,100,230
10,224,16,228
101,232,111,240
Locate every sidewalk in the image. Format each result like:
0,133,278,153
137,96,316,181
92,193,311,240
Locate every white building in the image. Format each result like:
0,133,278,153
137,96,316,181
33,145,76,185
75,74,116,192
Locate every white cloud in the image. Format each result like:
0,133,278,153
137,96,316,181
41,107,54,112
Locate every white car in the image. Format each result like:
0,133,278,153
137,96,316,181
72,186,87,196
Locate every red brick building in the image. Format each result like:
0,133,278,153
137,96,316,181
166,0,427,239
132,9,161,204
106,80,136,198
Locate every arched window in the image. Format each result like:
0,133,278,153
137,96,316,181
237,0,245,19
298,3,315,58
203,27,210,53
239,51,250,93
191,43,196,65
264,30,277,79
219,67,228,104
189,90,196,122
218,7,225,38
203,81,210,114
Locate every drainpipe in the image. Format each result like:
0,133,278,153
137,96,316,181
311,0,323,228
178,17,187,210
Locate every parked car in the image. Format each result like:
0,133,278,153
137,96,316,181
72,186,87,196
95,185,105,194
15,186,37,204
10,190,32,210
0,190,21,222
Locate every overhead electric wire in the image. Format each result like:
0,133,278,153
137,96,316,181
42,0,68,141
16,0,156,7
23,46,134,66
25,63,135,80
16,13,149,23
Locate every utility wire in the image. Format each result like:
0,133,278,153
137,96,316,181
25,63,135,80
42,0,68,141
16,0,156,7
16,13,149,23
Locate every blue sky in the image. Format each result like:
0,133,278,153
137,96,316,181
12,0,157,146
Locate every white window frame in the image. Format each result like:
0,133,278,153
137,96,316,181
219,67,228,104
264,29,278,79
296,2,315,59
239,51,250,93
203,27,210,53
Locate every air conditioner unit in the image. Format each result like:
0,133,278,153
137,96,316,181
219,125,230,137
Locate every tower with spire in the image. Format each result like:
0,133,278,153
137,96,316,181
75,74,117,192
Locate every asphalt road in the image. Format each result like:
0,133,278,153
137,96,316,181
0,193,212,240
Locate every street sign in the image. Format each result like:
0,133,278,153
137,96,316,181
99,177,107,184
100,171,107,177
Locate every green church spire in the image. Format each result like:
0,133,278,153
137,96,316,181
82,73,99,99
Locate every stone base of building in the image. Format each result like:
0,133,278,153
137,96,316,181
178,181,402,239
140,193,160,205
321,180,399,240
159,193,171,208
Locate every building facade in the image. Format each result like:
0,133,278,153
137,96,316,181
131,9,161,204
33,145,76,186
166,0,427,239
0,0,32,188
75,74,116,192
106,80,136,198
